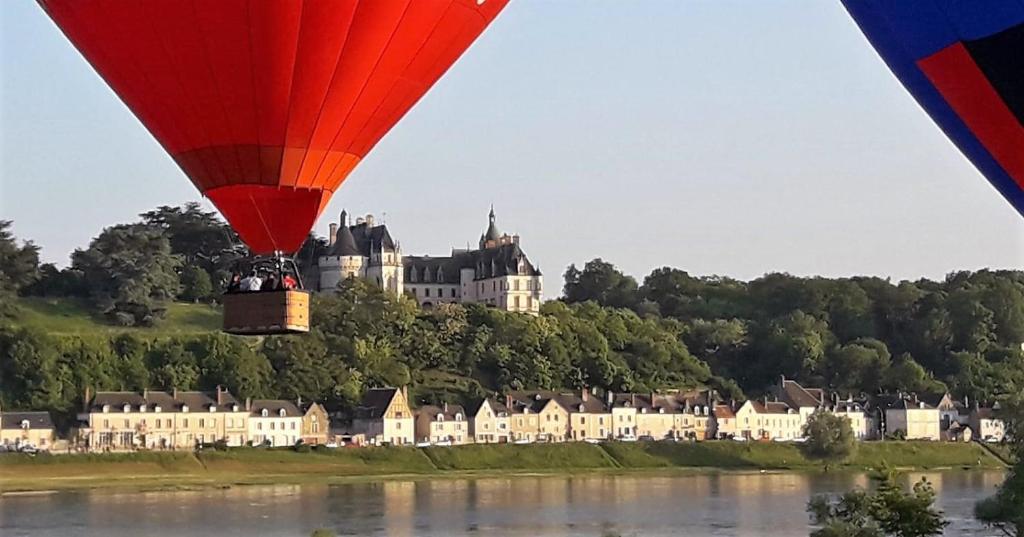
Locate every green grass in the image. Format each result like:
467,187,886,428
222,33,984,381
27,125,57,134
422,443,618,471
0,441,1005,493
13,297,221,335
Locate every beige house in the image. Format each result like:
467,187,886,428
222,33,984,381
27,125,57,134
710,405,736,439
80,388,250,451
775,377,874,440
300,401,329,446
469,398,510,443
248,400,303,447
970,407,1005,442
567,392,611,442
353,387,414,446
506,392,570,442
735,400,802,441
0,411,55,450
414,403,469,444
882,396,941,440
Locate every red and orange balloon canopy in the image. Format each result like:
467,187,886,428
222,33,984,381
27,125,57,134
40,0,508,254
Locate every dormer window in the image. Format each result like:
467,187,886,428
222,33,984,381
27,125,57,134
123,404,131,413
232,404,239,412
209,406,217,413
641,408,648,414
261,409,269,417
154,405,162,413
20,420,30,430
659,408,666,414
140,405,147,413
455,413,463,421
181,405,189,413
102,405,110,413
437,267,444,282
278,409,286,417
436,413,444,422
579,404,585,412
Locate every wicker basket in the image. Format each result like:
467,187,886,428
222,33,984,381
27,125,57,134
222,290,310,335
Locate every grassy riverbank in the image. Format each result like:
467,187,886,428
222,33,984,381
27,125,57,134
0,441,1005,493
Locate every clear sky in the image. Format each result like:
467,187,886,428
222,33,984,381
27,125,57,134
2,1,1022,295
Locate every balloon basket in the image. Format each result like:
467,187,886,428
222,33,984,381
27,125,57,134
222,289,310,336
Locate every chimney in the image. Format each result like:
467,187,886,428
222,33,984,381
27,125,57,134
581,388,589,403
365,214,375,227
297,395,303,409
506,394,513,410
216,385,224,405
245,397,252,411
329,223,338,246
631,393,636,407
143,388,148,400
606,390,614,406
172,387,178,400
401,386,408,403
443,402,449,413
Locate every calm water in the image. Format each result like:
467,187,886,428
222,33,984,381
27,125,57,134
0,471,1006,537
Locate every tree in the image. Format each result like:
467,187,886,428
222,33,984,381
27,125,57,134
975,395,1024,536
140,203,244,286
809,470,947,537
71,224,182,325
801,411,856,466
562,259,639,309
0,220,40,316
179,265,214,302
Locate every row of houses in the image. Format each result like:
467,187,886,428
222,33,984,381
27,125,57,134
351,378,1006,447
75,387,329,451
0,378,1006,452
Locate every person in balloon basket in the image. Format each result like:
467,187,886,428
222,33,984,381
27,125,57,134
281,272,298,291
226,272,242,294
239,270,261,292
261,271,278,292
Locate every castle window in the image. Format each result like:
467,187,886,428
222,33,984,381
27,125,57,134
450,288,456,298
437,288,442,298
425,288,431,297
437,267,444,281
514,279,520,291
410,268,417,283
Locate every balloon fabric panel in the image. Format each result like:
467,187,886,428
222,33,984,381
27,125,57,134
38,0,509,254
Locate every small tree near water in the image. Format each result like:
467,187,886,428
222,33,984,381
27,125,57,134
801,411,856,467
808,469,947,537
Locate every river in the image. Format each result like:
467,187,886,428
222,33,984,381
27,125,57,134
0,471,1006,536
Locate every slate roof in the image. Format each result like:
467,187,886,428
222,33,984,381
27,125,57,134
777,378,824,409
416,404,467,421
327,224,362,257
89,390,243,412
404,243,541,283
470,398,509,416
751,401,794,414
1,411,54,430
355,388,401,419
250,399,302,418
351,222,397,254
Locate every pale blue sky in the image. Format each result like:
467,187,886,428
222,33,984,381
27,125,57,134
2,1,1022,293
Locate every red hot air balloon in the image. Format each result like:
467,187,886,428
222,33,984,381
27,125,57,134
39,0,509,255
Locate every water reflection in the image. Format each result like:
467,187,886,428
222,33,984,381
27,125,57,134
0,471,1004,537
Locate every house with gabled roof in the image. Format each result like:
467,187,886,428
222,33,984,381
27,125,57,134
414,403,469,445
506,391,570,442
470,397,510,443
0,410,55,450
248,399,303,447
353,387,414,446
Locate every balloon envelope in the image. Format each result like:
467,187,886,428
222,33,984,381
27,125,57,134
843,0,1024,217
40,0,508,253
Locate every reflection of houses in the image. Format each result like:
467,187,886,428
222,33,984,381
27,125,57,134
353,387,414,446
469,398,510,444
0,410,55,450
414,403,469,444
248,400,303,447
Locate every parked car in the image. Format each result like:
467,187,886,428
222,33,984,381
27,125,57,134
434,440,453,447
512,438,532,445
619,435,638,442
415,441,431,448
638,435,655,442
